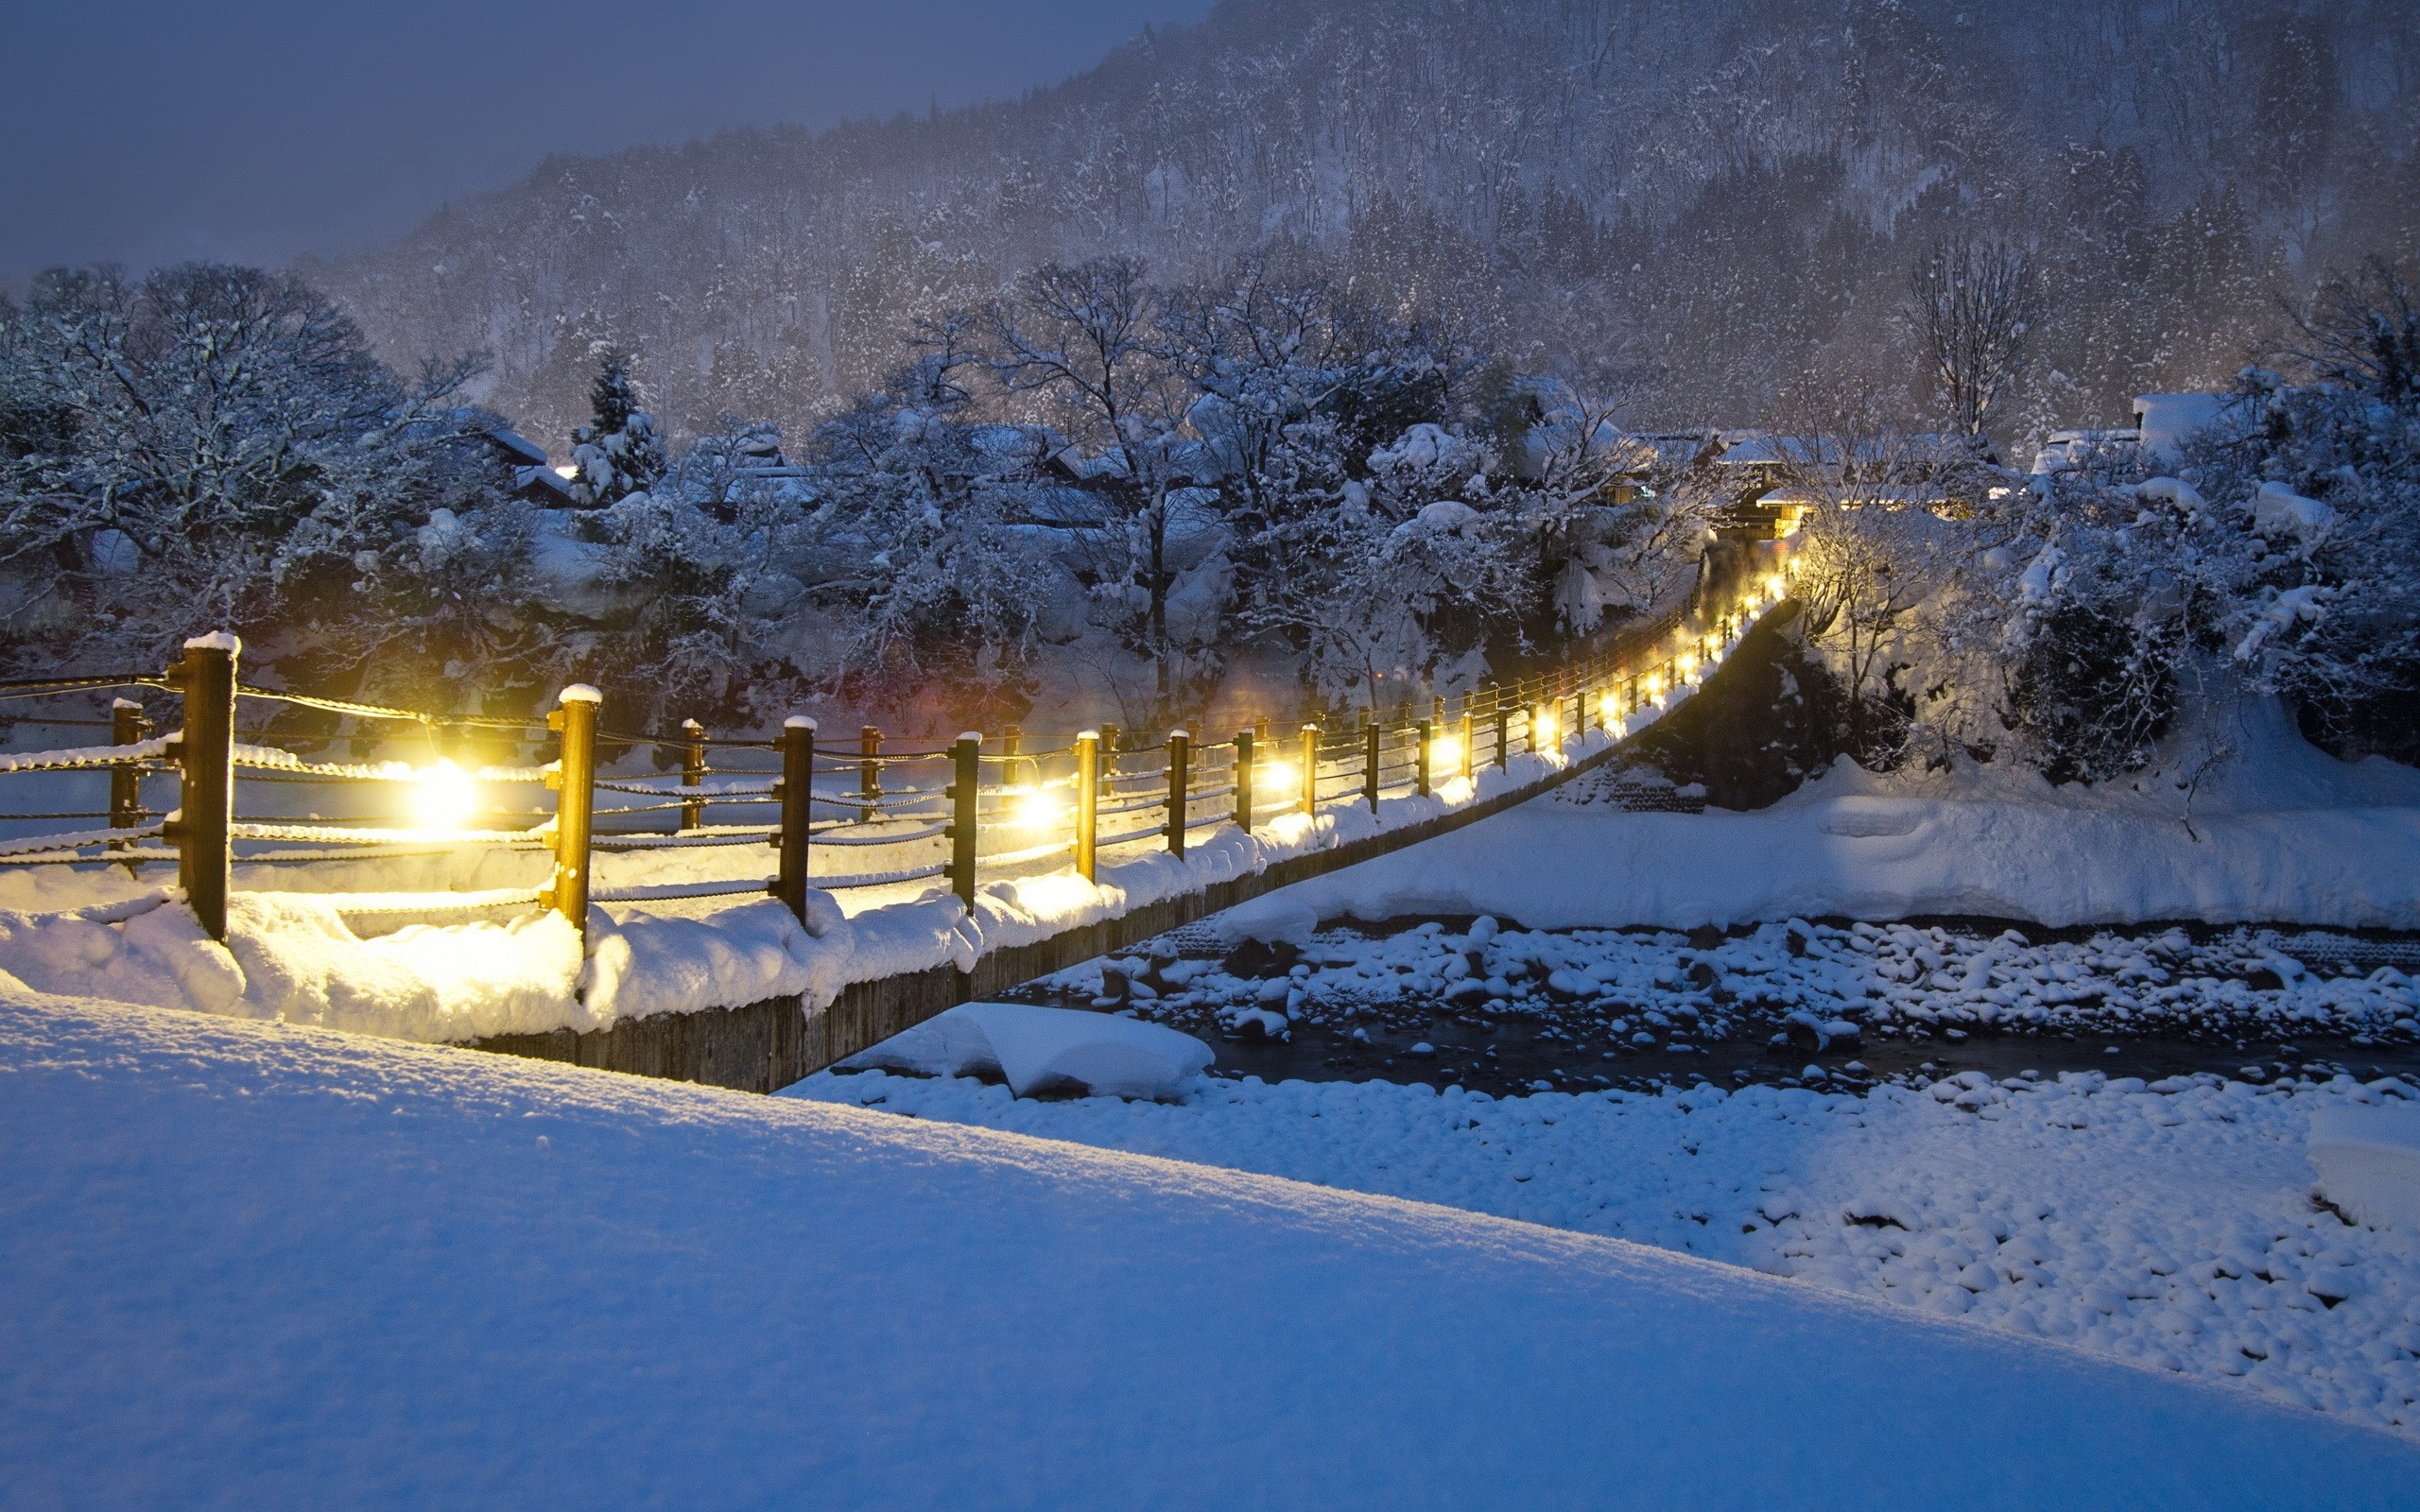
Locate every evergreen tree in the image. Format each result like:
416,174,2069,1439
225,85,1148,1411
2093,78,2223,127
568,352,667,505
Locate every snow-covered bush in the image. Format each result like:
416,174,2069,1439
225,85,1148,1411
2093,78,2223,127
0,262,524,697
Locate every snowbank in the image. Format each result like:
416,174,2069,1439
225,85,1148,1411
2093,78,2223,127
5,990,2414,1505
1221,697,2420,936
844,1001,1213,1099
2312,1105,2420,1232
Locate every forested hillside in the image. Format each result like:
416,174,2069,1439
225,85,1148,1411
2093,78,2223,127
320,0,2418,450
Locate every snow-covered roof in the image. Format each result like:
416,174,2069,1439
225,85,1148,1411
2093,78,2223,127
2134,392,2235,465
489,428,550,467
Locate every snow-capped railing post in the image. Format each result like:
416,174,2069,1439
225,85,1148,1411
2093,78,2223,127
543,684,600,934
680,718,706,832
1491,683,1509,769
110,697,150,869
1074,730,1099,882
772,716,814,922
1233,728,1254,832
1415,719,1432,799
1299,724,1319,816
164,633,237,942
1363,719,1381,812
945,733,980,908
857,726,881,823
1459,703,1474,782
1164,730,1189,858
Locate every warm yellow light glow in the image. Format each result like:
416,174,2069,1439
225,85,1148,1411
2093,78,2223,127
1016,788,1063,829
1764,573,1787,599
1429,735,1461,771
1599,693,1618,723
1645,674,1666,701
1677,652,1700,681
1262,760,1298,796
412,760,478,831
1533,709,1561,747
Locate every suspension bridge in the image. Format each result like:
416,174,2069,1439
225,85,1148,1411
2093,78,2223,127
0,540,1797,1091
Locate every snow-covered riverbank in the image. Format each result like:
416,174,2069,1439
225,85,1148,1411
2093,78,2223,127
794,1063,2420,1439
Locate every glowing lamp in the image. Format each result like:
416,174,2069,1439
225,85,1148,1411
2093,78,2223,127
1429,734,1460,771
412,760,478,831
1016,788,1063,829
1677,652,1700,681
1599,693,1618,723
1532,709,1561,747
1262,760,1297,795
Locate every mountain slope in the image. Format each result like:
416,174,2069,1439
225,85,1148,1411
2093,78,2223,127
318,0,2420,448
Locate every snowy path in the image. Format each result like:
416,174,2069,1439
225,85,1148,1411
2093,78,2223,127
795,1065,2420,1439
7,992,2418,1507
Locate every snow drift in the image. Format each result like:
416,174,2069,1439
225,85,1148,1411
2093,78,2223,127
842,1001,1213,1099
4,989,2415,1506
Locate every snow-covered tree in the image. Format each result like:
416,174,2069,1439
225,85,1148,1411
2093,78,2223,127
0,262,518,696
566,352,667,507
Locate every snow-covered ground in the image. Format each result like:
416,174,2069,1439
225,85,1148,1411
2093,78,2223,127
1226,695,2420,936
7,988,2418,1506
796,1063,2420,1439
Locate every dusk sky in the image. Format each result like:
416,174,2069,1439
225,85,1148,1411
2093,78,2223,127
0,0,1211,284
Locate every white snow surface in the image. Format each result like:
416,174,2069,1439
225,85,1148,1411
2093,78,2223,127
1222,696,2420,936
2313,1105,2420,1233
844,1000,1214,1099
797,1064,2420,1439
6,990,2417,1507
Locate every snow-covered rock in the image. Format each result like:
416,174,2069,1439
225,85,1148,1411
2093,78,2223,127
844,1001,1213,1100
2311,1104,2420,1231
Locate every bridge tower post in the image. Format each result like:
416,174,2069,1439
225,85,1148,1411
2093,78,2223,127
1164,730,1189,857
946,732,980,907
1234,729,1253,833
680,718,706,831
858,726,881,823
772,717,815,921
543,683,600,936
166,634,237,943
1075,730,1099,882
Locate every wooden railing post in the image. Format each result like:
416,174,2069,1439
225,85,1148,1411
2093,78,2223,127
1363,717,1381,812
1074,730,1099,882
1459,700,1475,782
110,697,150,871
1492,682,1509,769
1164,730,1189,858
1299,724,1319,816
1415,719,1432,798
1234,728,1253,832
772,716,814,921
946,732,980,907
857,725,880,823
680,717,706,831
544,683,600,934
164,634,236,942
1003,723,1024,790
